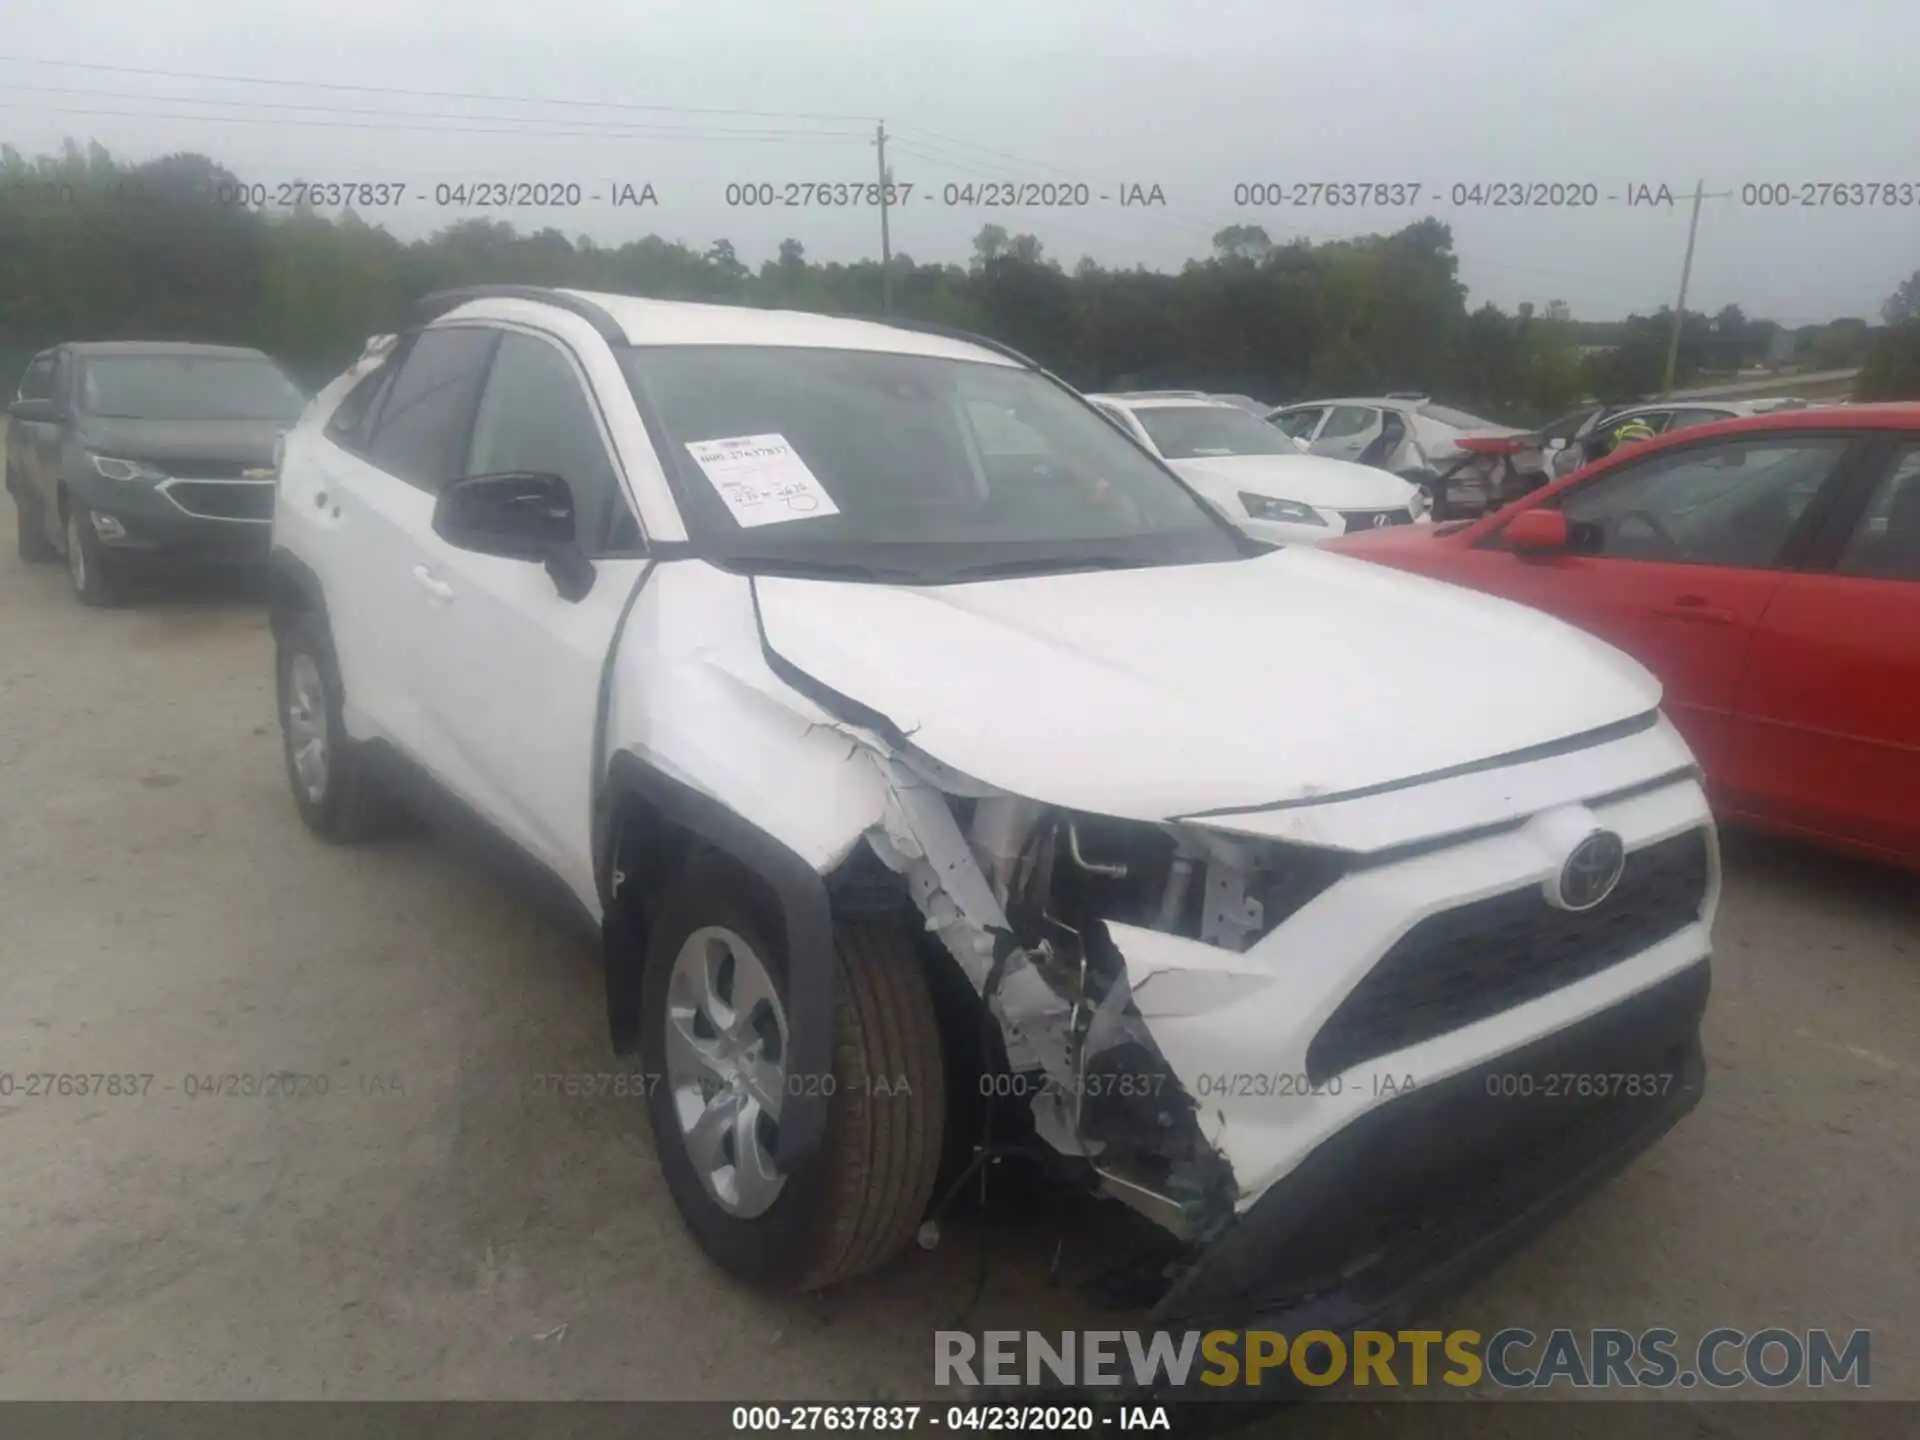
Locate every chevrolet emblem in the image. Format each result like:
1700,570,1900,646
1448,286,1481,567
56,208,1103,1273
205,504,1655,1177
242,467,276,480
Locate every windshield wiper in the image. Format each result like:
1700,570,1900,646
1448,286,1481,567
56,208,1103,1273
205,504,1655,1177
941,554,1154,580
731,555,928,583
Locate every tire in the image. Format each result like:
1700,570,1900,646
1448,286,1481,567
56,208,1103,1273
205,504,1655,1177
11,480,56,563
64,503,120,605
275,612,397,842
641,858,946,1292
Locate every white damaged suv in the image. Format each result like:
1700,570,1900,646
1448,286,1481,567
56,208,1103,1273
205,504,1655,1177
270,286,1717,1334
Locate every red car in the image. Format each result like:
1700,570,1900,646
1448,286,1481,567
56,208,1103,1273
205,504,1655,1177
1328,403,1920,872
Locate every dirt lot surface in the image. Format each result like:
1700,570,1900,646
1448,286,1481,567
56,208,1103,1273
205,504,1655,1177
1,501,1915,1435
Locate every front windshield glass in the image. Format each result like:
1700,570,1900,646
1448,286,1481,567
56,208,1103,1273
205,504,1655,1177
78,355,307,422
620,346,1246,579
1129,404,1304,460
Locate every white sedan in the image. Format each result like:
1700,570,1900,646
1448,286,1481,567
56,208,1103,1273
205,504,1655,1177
1086,392,1430,544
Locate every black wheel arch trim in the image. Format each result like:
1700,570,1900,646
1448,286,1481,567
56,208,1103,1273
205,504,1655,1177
597,749,836,1171
267,546,332,644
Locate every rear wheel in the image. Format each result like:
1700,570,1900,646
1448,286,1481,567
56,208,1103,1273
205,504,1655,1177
275,612,397,842
641,859,946,1291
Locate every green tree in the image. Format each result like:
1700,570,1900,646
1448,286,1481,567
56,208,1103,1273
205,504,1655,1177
1856,322,1920,400
1881,271,1920,327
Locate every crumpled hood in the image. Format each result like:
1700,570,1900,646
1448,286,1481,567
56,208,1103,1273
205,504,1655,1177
754,548,1661,822
1169,453,1419,512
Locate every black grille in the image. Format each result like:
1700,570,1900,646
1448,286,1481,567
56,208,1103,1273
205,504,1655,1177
1339,508,1413,531
164,459,259,479
1306,827,1710,1083
164,481,275,521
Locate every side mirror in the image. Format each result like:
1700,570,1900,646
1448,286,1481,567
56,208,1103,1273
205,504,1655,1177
1505,507,1570,553
1546,437,1567,452
433,471,596,601
7,397,59,424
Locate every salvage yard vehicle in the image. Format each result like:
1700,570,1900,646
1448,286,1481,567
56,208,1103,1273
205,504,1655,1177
1087,392,1427,543
6,341,308,605
268,285,1720,1334
1329,404,1920,873
1544,397,1813,481
1268,393,1529,516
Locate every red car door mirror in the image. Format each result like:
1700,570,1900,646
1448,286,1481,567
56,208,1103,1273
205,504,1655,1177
1506,508,1570,552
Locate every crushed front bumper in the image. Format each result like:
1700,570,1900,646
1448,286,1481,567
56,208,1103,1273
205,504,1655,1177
1150,959,1708,1353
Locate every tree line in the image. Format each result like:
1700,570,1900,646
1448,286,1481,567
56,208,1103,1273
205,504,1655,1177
4,141,1918,419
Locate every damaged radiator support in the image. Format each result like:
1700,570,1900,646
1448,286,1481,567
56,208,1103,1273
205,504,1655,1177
865,756,1239,1242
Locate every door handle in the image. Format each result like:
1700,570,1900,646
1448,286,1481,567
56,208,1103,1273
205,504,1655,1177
412,565,455,602
1652,594,1735,625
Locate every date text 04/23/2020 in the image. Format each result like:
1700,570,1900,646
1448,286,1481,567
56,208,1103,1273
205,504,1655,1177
728,1404,1173,1432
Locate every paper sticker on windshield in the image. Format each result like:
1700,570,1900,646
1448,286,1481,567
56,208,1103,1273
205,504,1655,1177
685,434,840,528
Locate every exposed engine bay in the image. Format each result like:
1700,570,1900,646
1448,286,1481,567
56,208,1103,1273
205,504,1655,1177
858,750,1348,1244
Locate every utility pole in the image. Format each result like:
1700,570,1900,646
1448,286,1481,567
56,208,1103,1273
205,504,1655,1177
1661,178,1706,399
875,121,894,315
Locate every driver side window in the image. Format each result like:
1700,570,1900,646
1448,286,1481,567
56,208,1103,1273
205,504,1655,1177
1558,435,1851,569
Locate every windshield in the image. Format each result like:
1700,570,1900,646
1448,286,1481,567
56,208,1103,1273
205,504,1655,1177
78,355,307,422
1130,404,1304,460
619,346,1246,580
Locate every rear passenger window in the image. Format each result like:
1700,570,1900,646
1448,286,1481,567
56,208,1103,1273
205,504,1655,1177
325,361,398,450
363,327,498,492
1836,446,1920,582
1319,406,1376,439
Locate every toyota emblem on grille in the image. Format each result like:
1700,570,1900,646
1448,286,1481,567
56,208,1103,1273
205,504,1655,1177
1555,830,1626,911
1372,513,1391,528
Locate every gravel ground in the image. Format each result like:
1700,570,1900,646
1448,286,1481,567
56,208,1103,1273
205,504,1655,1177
1,498,1914,1435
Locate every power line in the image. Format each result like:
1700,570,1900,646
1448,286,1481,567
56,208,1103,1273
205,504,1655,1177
0,81,864,136
0,52,879,123
0,103,866,143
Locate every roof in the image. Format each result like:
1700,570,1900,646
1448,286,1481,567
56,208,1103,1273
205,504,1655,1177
447,288,1023,367
1086,392,1240,411
1274,396,1426,409
58,341,272,359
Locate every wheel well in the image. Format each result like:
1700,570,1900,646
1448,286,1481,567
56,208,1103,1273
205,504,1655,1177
267,564,314,628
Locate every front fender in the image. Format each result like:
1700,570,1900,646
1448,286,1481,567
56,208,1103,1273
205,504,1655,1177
598,750,840,1170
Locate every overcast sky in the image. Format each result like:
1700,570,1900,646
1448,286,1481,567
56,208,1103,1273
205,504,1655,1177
3,0,1917,324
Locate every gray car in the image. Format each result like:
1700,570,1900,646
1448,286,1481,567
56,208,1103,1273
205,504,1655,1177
1543,397,1811,480
1266,393,1526,513
6,341,307,604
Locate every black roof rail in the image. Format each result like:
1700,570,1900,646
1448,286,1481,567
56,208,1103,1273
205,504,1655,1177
409,285,627,346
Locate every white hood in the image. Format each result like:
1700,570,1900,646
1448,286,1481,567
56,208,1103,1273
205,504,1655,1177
1168,453,1419,513
753,548,1661,822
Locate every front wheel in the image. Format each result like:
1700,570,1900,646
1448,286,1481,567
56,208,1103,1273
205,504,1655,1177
65,505,120,605
641,860,947,1291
